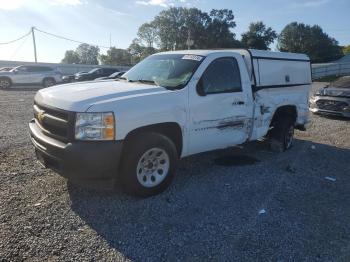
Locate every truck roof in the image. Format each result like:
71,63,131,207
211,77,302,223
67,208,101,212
158,49,310,62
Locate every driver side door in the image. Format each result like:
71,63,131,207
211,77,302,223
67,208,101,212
187,53,253,155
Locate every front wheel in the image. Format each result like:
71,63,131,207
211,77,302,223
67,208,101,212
269,116,295,152
42,78,55,88
0,78,11,89
120,132,178,197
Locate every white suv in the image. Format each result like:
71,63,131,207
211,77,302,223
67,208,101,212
0,65,62,89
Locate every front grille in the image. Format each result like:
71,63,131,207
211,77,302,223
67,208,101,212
316,100,348,112
33,103,74,142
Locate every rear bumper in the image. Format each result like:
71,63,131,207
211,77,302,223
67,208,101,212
29,119,123,182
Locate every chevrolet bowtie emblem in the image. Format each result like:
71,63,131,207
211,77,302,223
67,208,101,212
37,110,45,123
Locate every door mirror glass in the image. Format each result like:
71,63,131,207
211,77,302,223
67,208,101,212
196,78,206,96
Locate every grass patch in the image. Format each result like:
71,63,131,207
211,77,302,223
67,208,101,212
314,75,343,82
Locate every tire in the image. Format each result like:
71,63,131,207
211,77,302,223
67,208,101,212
120,132,178,197
269,115,295,152
42,77,56,88
0,78,12,89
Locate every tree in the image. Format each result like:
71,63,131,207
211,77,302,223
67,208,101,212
343,45,350,55
148,7,239,50
75,44,100,65
128,38,158,64
100,47,132,66
241,21,277,50
61,44,100,65
205,9,240,48
137,22,158,48
61,50,80,64
278,22,342,63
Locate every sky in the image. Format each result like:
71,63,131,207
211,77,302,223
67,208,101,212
0,0,349,63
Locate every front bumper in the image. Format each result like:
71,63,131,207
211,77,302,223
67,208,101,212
310,96,350,118
29,119,123,182
310,107,350,118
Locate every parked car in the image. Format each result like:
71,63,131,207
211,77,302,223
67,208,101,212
74,68,119,81
310,76,350,118
29,49,311,197
0,67,13,72
95,71,125,80
62,71,88,83
0,65,62,89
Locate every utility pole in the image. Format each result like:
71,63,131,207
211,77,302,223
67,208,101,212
109,33,112,49
31,27,37,63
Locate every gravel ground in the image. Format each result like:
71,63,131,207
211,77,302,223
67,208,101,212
1,83,350,261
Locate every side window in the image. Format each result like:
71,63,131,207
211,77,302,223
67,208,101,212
200,57,242,94
26,66,39,72
17,66,28,72
40,67,53,72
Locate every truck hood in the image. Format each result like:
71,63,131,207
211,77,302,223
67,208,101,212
35,80,170,112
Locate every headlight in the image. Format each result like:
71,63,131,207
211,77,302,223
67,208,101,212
75,112,115,140
343,106,350,112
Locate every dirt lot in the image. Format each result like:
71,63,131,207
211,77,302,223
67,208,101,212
0,83,350,261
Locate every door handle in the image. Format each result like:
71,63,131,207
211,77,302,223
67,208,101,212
232,101,245,106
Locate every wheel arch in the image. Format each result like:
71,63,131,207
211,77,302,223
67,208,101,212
42,76,56,84
270,105,297,128
0,76,12,83
123,122,183,157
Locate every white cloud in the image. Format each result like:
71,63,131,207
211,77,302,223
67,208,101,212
135,0,173,7
0,0,24,10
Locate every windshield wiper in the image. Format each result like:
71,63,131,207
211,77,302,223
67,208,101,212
122,78,182,91
129,79,157,85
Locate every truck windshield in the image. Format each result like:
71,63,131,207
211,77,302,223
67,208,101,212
123,54,204,89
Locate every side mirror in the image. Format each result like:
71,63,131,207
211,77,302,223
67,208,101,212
196,78,206,96
13,70,18,74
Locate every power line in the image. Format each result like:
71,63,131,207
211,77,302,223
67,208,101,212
10,33,30,60
34,27,110,49
0,30,31,45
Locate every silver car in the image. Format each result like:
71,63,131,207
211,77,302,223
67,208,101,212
310,76,350,118
0,65,62,89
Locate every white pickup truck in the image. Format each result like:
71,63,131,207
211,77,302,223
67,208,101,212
29,49,311,196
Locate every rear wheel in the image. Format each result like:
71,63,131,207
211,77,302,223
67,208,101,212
269,116,295,152
42,78,55,88
0,78,11,89
120,132,178,197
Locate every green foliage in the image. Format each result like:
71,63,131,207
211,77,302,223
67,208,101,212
61,8,344,66
343,45,350,55
128,38,158,64
241,21,277,50
314,75,341,82
100,47,132,66
205,9,240,48
61,44,100,65
278,22,342,63
76,44,100,65
61,50,80,64
147,7,239,50
137,22,158,48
